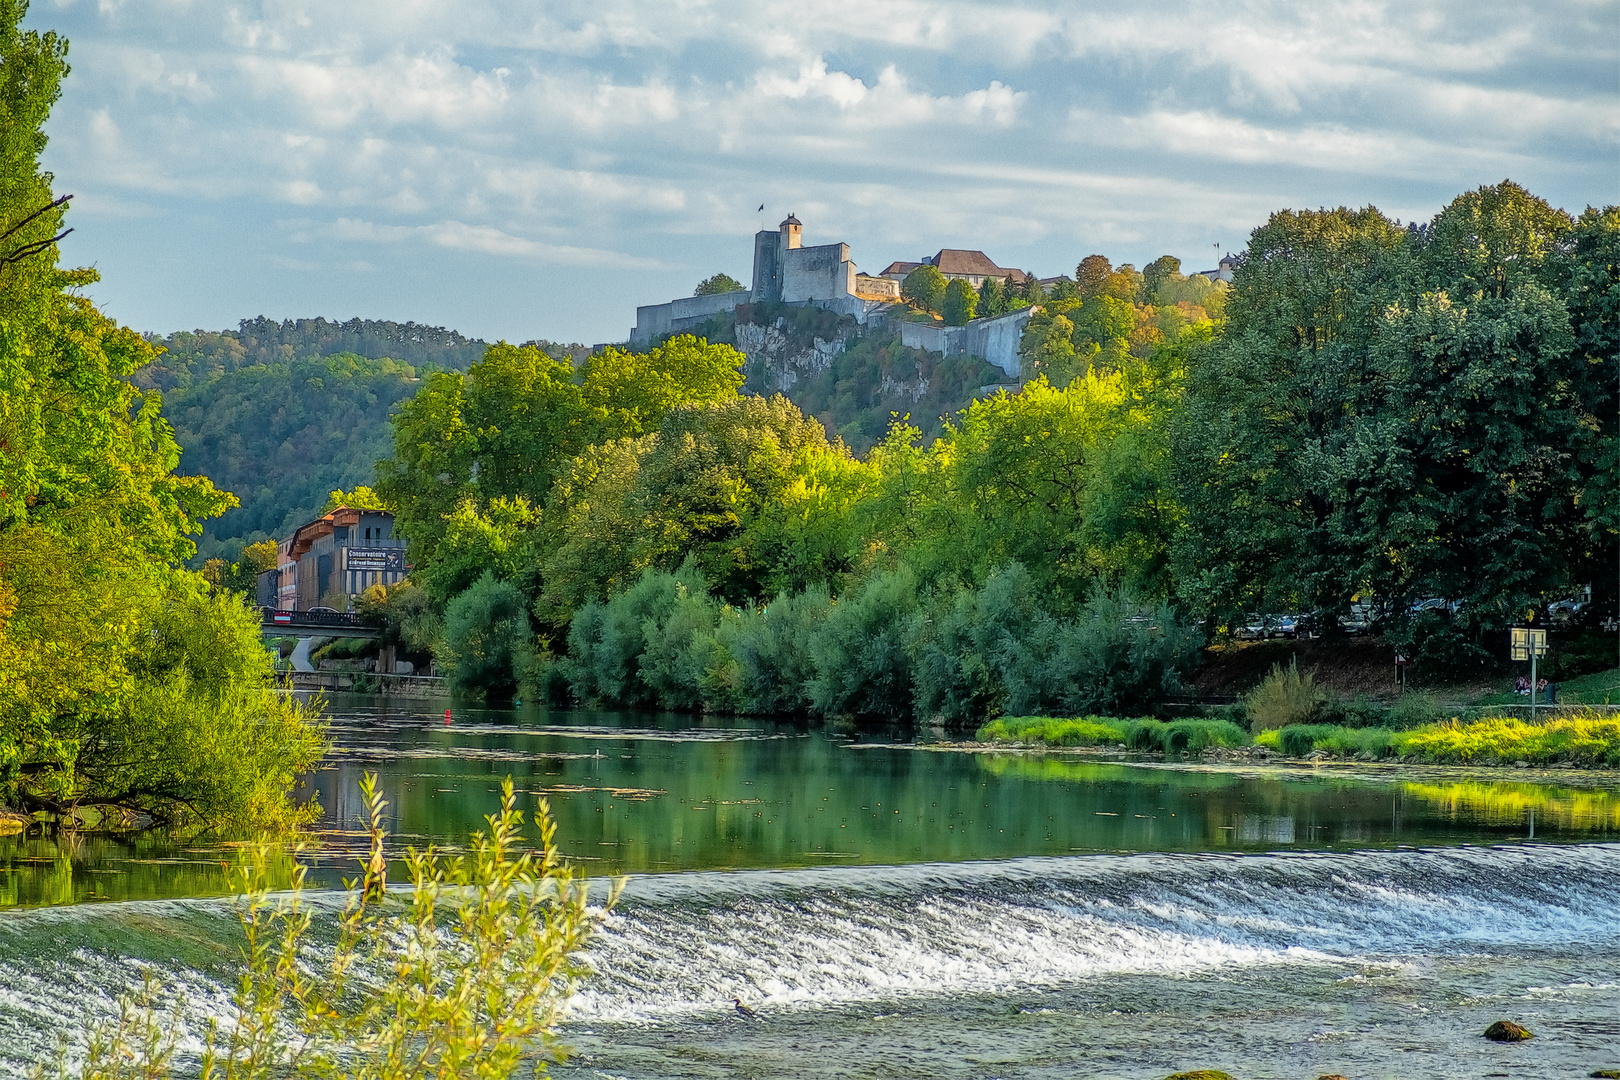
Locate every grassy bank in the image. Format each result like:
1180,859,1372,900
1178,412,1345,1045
976,716,1250,754
977,710,1620,768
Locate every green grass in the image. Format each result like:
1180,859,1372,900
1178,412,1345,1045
1474,665,1620,708
976,716,1129,746
976,716,1249,754
983,708,1620,769
1559,665,1620,705
1258,710,1620,767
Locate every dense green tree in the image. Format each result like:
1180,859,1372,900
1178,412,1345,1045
1143,255,1181,299
695,272,746,296
1173,182,1607,661
901,265,947,313
538,394,871,618
942,278,978,325
0,2,322,825
377,334,745,599
977,275,1006,318
443,570,532,700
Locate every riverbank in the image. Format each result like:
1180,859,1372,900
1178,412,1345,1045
974,710,1620,770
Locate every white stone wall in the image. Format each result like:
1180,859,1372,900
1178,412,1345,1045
781,242,854,303
897,306,1034,378
632,289,752,347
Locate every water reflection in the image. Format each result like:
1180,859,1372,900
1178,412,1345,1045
2,696,1618,908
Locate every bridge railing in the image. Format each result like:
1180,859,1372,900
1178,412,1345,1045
261,608,363,630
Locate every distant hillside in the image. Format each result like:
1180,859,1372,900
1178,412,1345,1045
135,317,584,563
136,316,494,392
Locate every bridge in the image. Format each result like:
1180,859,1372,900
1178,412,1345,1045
260,609,380,639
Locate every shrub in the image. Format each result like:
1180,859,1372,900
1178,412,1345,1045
1002,590,1203,716
1388,691,1445,729
636,579,722,712
51,775,616,1078
1243,659,1330,732
562,564,703,708
912,564,1043,724
712,586,831,714
806,566,920,719
1123,718,1249,754
443,570,534,700
1395,711,1620,766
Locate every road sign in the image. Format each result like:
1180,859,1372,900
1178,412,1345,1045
1510,627,1548,661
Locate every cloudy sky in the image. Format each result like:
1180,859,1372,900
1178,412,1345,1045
31,0,1619,345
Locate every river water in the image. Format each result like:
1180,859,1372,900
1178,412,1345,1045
2,697,1618,1077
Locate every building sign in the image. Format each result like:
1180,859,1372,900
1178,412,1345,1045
346,548,405,573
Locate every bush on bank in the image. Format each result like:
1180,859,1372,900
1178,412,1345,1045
550,562,1203,724
979,710,1620,768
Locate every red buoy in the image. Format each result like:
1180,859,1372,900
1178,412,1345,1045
444,708,452,725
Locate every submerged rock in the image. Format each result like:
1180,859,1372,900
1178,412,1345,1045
1164,1073,1236,1080
1589,1071,1620,1078
1484,1020,1533,1041
1316,1075,1351,1079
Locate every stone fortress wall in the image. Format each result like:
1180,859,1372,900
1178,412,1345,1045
630,215,1027,377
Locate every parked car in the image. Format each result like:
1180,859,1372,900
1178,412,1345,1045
1235,614,1291,640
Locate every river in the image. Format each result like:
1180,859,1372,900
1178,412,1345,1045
2,696,1618,1077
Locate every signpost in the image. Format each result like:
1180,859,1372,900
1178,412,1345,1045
1510,627,1550,723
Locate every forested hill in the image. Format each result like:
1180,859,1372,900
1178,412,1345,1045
134,317,585,562
134,316,492,392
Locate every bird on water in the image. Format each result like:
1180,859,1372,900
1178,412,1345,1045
733,998,759,1019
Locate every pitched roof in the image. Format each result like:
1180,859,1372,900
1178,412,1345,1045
881,260,924,277
931,249,1028,284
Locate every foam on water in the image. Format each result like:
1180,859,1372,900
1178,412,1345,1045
1,844,1616,1073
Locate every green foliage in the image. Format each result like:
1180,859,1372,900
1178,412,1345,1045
999,590,1203,717
711,586,831,714
134,316,507,393
910,563,1044,723
1173,183,1607,658
977,715,1127,746
355,579,441,663
901,264,947,313
1242,660,1330,732
0,4,323,828
378,334,745,604
561,562,710,709
159,352,421,548
1268,710,1620,767
44,774,617,1079
805,565,920,720
695,272,745,296
976,715,1247,754
443,570,533,700
942,278,978,325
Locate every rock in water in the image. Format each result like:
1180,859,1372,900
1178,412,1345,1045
1164,1073,1236,1080
1316,1075,1351,1079
1484,1020,1533,1042
1589,1071,1620,1078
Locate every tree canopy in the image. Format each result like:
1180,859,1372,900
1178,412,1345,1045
695,273,746,296
0,2,323,827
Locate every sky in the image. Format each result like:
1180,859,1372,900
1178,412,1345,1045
30,0,1620,346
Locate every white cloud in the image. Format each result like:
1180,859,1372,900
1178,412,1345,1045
28,0,1618,343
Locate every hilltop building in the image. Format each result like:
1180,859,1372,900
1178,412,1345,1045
257,505,408,611
879,250,1030,290
1198,254,1237,283
629,216,1037,376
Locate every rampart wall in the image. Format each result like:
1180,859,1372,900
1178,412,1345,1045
632,289,752,347
898,306,1034,378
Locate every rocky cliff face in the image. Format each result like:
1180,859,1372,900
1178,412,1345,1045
735,319,846,393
